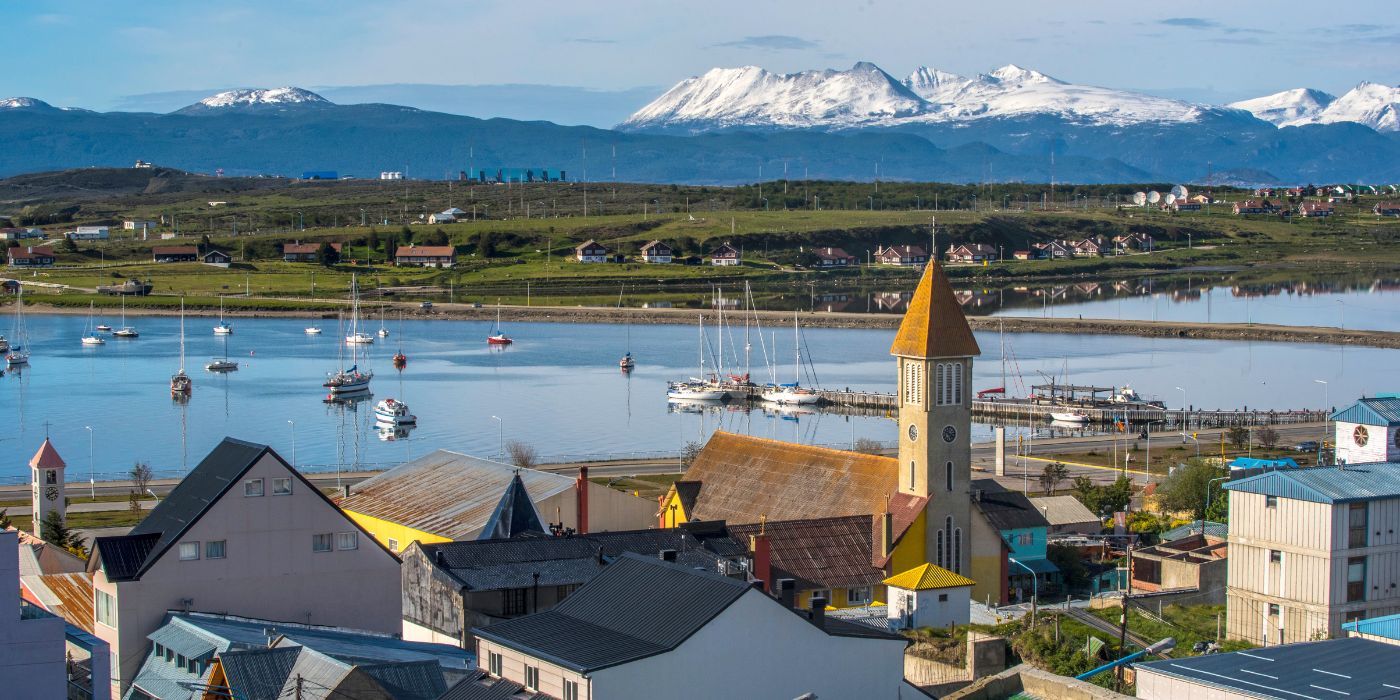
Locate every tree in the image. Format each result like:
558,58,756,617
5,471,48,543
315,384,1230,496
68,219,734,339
0,508,11,529
1039,462,1070,494
1258,426,1280,450
679,441,704,469
129,462,153,518
422,228,449,246
1046,544,1088,588
1154,458,1228,520
505,440,538,469
368,228,380,251
476,231,497,258
317,241,340,266
1227,426,1249,450
1099,476,1133,515
384,236,398,260
40,510,86,558
60,236,78,253
852,437,885,455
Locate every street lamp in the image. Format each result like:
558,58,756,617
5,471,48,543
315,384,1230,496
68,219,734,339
287,420,297,469
1175,387,1188,442
84,426,94,499
491,415,505,458
1203,475,1230,535
1008,557,1038,625
868,195,874,211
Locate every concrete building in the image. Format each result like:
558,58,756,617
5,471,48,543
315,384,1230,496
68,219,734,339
0,530,69,699
1137,637,1400,700
1332,396,1400,465
468,553,913,700
1129,533,1228,602
89,438,401,697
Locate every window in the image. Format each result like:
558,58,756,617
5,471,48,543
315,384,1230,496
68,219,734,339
179,542,200,561
154,643,164,658
1347,557,1367,603
524,665,540,691
272,477,292,496
903,361,923,406
556,584,577,600
564,680,580,700
945,461,954,492
312,534,332,553
938,593,949,602
206,540,226,560
952,362,963,405
244,478,264,497
387,538,399,553
176,654,186,668
96,590,116,628
1268,603,1281,617
487,652,503,676
954,528,963,574
936,530,945,569
1269,550,1282,564
1349,503,1368,548
336,532,358,551
909,461,916,490
1265,495,1278,508
187,658,198,674
503,588,529,616
847,587,872,605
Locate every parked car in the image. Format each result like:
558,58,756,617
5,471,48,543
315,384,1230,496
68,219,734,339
1293,440,1319,453
472,302,483,308
420,301,433,309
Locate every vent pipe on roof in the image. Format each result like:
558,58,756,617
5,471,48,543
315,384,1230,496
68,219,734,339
810,596,827,630
749,533,772,594
576,467,590,534
777,578,796,608
659,549,677,562
341,484,351,498
435,549,446,566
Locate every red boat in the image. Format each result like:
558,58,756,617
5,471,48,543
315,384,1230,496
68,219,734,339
487,334,512,345
392,352,407,368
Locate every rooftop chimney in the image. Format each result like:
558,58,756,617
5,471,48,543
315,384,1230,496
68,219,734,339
810,596,827,630
880,511,894,559
341,484,351,498
576,466,590,534
659,549,677,562
435,549,446,566
777,578,796,609
750,530,772,594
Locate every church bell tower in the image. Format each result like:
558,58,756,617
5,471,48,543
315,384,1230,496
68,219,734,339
891,262,979,576
30,438,67,541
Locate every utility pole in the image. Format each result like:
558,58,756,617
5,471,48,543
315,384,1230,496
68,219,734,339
1116,537,1134,691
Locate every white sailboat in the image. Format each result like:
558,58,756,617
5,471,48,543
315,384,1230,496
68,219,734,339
81,302,105,345
326,313,372,395
760,315,821,405
171,299,192,395
6,285,29,365
113,296,139,337
345,275,374,344
214,297,232,335
667,315,730,401
377,302,390,338
205,330,239,372
617,285,635,371
304,326,322,335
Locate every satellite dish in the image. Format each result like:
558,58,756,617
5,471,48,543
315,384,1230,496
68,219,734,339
1171,185,1188,199
1147,191,1161,204
1133,192,1147,206
1164,193,1177,206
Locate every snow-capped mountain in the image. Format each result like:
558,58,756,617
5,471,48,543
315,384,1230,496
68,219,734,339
0,97,53,110
1228,89,1336,127
620,61,1209,131
175,87,331,114
1313,82,1400,132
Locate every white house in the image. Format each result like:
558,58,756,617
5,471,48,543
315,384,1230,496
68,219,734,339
710,243,739,266
0,530,68,699
468,553,914,700
639,240,673,264
883,563,974,629
1332,396,1400,465
66,226,110,241
122,220,158,232
88,437,402,697
575,239,609,263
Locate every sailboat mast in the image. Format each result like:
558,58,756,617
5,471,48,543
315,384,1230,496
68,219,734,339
179,299,186,372
793,314,800,385
716,288,723,377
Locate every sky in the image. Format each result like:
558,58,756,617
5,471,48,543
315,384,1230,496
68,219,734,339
5,0,1398,125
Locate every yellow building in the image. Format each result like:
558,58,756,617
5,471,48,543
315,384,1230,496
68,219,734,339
660,262,981,614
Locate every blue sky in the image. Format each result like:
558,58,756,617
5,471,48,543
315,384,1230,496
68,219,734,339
5,0,1397,124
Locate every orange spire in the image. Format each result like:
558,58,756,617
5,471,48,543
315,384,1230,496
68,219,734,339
889,262,980,359
29,438,65,470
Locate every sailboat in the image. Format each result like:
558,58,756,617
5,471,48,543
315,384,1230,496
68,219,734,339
487,305,512,345
617,285,635,371
345,275,375,344
760,315,821,405
377,302,390,338
325,313,373,395
666,315,730,401
392,311,407,369
113,296,139,337
81,302,105,345
6,285,30,365
213,297,232,335
205,330,239,372
171,299,192,396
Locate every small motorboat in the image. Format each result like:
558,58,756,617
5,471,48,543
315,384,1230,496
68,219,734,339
82,336,105,346
377,328,389,338
214,323,233,335
392,352,407,369
1049,411,1090,424
374,397,417,425
205,358,239,372
113,327,139,338
619,352,635,371
305,327,322,335
171,370,192,395
94,325,112,333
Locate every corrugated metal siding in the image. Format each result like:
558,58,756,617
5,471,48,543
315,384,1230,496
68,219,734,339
1332,397,1400,426
1224,462,1400,504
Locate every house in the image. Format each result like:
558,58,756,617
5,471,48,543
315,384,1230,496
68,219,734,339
1011,250,1033,261
1137,637,1400,700
968,480,1056,606
1070,239,1105,257
1129,533,1228,602
470,553,913,700
709,242,739,266
123,612,472,700
883,563,975,631
1233,199,1275,215
1374,202,1400,217
574,239,609,263
151,245,198,263
201,249,232,267
638,240,673,263
1029,495,1101,535
0,530,69,699
0,227,42,240
429,208,467,224
8,246,55,268
1031,241,1073,259
728,516,887,610
88,437,402,696
1171,199,1202,211
336,452,656,552
1343,612,1400,645
66,226,110,241
1111,233,1153,253
876,244,927,267
661,262,982,618
813,246,856,267
1299,201,1335,217
282,241,342,262
946,243,997,263
123,220,159,232
1331,396,1400,465
395,245,457,268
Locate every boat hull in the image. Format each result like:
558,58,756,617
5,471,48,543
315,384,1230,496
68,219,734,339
760,388,821,405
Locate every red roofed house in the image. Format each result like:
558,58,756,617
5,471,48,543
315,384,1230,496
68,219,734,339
813,247,856,268
1299,202,1335,218
395,245,457,268
876,244,927,267
151,246,199,263
282,241,342,263
8,246,55,268
1374,202,1400,217
946,243,997,263
1233,199,1275,215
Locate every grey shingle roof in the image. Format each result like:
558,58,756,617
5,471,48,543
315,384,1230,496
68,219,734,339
216,647,300,700
971,479,1051,531
1224,462,1400,504
1137,637,1400,699
728,515,885,590
1332,396,1400,426
474,553,752,673
91,532,159,582
361,661,449,700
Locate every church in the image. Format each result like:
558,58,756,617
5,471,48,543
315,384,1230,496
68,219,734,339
660,261,983,616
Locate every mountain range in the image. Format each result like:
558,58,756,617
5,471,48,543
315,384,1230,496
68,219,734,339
1,68,1398,186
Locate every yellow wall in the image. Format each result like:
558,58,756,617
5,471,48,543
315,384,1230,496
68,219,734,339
344,510,450,552
796,585,888,610
888,511,928,579
968,510,1004,606
659,490,689,527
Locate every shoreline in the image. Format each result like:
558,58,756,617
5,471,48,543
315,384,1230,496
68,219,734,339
20,300,1400,349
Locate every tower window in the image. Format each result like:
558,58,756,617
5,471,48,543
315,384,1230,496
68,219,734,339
954,528,963,574
903,361,924,406
936,530,945,568
945,461,954,492
909,461,916,490
952,363,963,405
935,363,963,406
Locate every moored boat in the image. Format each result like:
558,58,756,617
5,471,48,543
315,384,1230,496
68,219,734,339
374,397,417,425
1049,411,1090,424
171,299,192,395
305,327,322,335
214,297,232,335
759,383,821,405
205,358,239,372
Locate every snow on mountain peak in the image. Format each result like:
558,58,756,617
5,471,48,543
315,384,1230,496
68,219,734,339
1314,82,1400,132
1228,88,1336,127
986,64,1058,85
0,97,52,109
195,87,330,109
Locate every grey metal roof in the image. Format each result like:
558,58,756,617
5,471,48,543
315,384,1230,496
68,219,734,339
1224,462,1400,504
91,533,159,582
148,617,226,659
1136,637,1400,699
476,473,546,541
437,672,550,700
473,552,753,673
1028,496,1099,526
1332,396,1400,426
216,647,300,700
277,648,353,700
124,650,207,700
360,661,449,700
1161,521,1228,542
971,479,1051,531
172,613,473,670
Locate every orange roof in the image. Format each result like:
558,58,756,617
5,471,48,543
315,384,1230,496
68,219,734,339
396,245,456,257
29,438,65,470
29,573,95,634
889,262,980,359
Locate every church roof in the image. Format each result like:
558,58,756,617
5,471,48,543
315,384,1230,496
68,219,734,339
889,262,980,359
29,438,65,469
477,472,546,540
883,563,974,591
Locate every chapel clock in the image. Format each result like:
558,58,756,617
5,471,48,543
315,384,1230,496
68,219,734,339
942,425,957,443
907,424,918,442
44,486,58,502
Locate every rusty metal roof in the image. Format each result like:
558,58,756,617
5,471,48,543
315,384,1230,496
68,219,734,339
336,450,574,540
21,572,94,634
682,432,900,526
889,262,980,359
729,516,886,591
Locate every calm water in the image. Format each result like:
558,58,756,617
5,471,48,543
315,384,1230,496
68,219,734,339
1,314,1395,484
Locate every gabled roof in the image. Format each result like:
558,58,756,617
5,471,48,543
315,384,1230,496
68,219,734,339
729,515,885,591
1332,396,1400,426
337,450,575,540
574,238,607,252
889,262,980,359
283,242,343,254
672,480,701,517
1028,495,1099,526
152,245,198,255
29,438,65,469
477,473,546,540
396,246,456,257
20,572,94,633
1224,462,1400,504
640,239,672,253
473,552,754,673
883,563,974,591
971,479,1050,531
1137,637,1400,699
217,647,301,700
